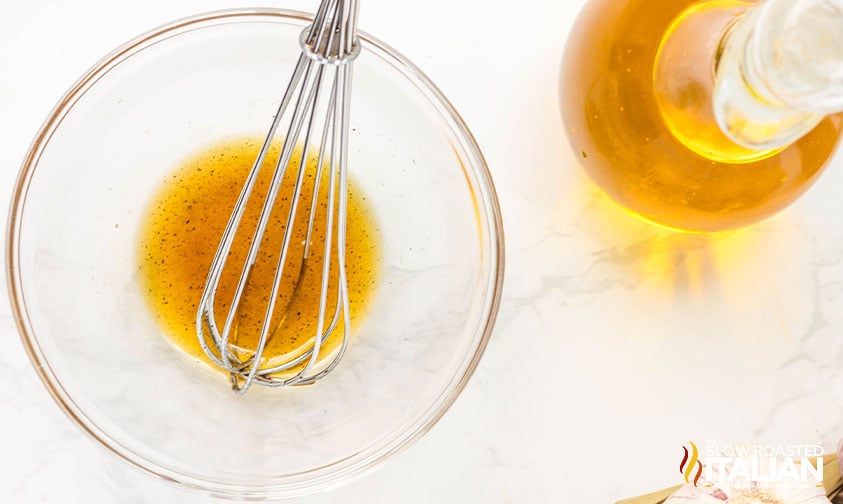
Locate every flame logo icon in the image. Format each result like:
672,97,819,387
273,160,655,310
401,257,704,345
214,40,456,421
680,441,703,486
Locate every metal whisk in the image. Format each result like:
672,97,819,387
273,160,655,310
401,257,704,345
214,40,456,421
196,0,361,394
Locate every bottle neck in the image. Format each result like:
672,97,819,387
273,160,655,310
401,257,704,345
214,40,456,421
714,0,843,151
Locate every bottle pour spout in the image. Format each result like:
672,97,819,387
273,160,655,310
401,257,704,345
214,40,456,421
714,0,843,150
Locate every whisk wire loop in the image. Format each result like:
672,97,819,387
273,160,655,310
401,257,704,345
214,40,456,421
196,0,361,394
234,59,332,388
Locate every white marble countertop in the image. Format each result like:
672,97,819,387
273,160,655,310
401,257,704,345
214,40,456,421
2,0,842,502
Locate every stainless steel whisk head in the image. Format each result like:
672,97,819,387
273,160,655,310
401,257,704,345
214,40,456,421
196,0,361,394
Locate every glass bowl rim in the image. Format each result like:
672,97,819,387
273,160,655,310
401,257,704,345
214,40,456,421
5,7,505,499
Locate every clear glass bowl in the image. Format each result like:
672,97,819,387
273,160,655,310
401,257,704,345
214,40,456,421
7,9,504,500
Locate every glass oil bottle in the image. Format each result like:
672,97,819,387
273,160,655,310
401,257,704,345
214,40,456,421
561,0,843,232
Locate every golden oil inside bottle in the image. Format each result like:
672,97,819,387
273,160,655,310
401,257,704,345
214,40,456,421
562,0,843,232
137,136,380,371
